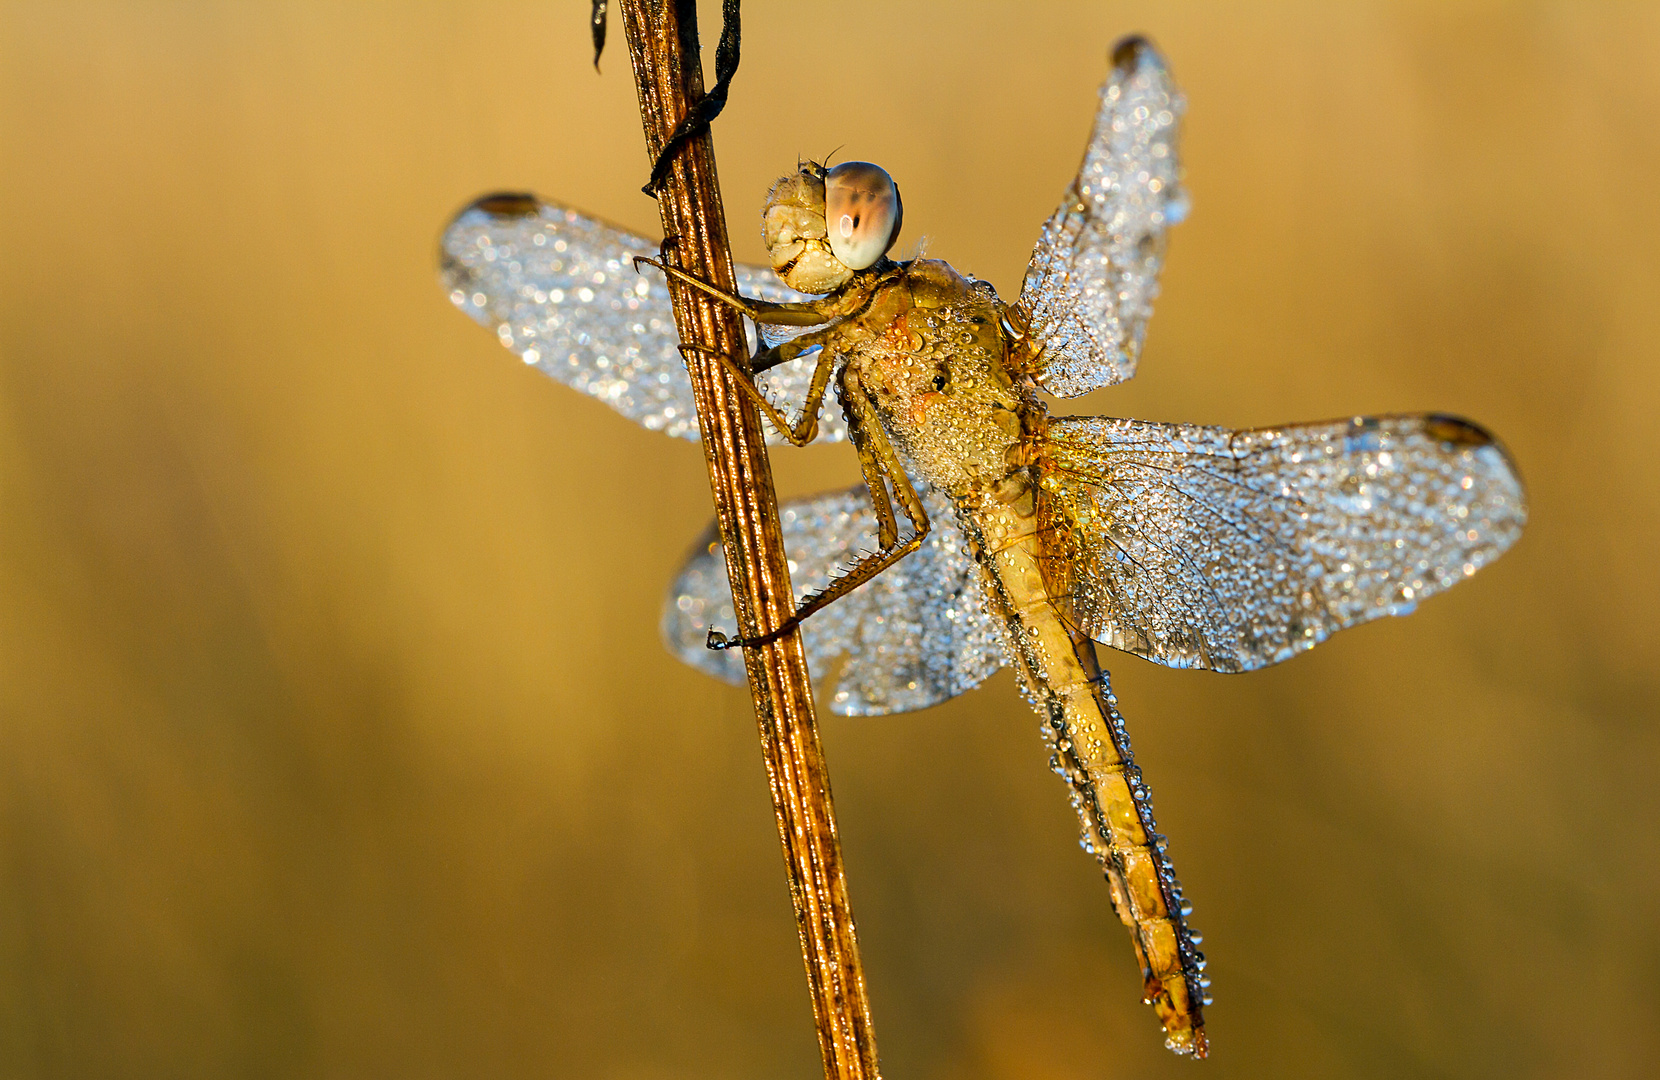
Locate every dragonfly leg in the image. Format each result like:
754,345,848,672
632,256,835,326
709,366,929,650
678,335,838,447
844,367,902,549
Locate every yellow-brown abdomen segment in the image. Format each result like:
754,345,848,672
963,478,1209,1057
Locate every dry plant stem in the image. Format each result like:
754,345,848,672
617,4,882,1079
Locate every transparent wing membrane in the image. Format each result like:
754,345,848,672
1016,37,1187,396
440,193,847,442
439,35,1531,1057
1038,414,1527,672
663,484,1007,715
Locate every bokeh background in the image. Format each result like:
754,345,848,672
3,2,1657,1077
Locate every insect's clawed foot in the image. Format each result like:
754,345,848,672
705,625,788,651
631,256,760,317
631,252,699,283
705,616,802,651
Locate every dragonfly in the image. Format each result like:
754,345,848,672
438,37,1526,1057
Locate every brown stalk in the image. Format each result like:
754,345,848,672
617,4,882,1078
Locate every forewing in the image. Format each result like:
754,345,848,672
440,192,847,442
663,484,1007,715
1015,37,1188,396
1040,414,1527,672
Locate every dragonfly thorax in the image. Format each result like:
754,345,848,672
845,260,1039,501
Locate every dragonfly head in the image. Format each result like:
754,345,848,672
763,161,903,293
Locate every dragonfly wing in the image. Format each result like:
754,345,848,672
1039,414,1527,672
439,192,848,442
663,483,1007,715
1014,37,1188,396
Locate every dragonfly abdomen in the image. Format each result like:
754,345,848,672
963,482,1209,1057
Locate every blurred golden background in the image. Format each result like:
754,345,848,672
2,2,1657,1077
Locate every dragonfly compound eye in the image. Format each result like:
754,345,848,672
824,161,903,270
